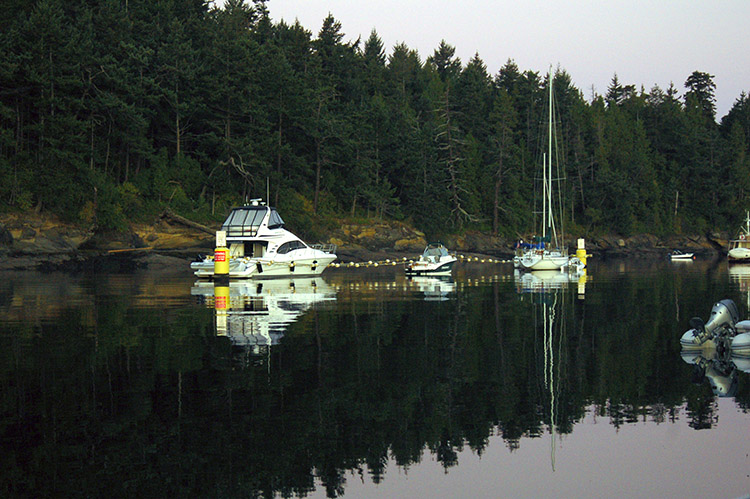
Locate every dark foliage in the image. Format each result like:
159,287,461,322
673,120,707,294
1,0,748,239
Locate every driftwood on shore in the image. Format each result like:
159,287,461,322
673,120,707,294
162,209,216,235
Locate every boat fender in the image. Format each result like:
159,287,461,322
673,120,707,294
256,261,263,273
312,260,317,271
290,261,295,272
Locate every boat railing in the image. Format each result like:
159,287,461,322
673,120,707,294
311,243,337,254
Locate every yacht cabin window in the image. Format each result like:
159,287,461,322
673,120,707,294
276,240,306,254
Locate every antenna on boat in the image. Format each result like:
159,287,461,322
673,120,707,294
266,177,270,206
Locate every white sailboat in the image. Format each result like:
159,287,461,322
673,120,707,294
517,67,573,272
728,211,750,263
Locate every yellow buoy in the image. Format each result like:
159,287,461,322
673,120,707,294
214,247,229,276
214,231,229,277
576,238,588,267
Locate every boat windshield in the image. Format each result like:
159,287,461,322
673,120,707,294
222,206,285,237
277,240,307,254
424,244,448,258
268,209,285,229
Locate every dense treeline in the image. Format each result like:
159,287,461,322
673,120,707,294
2,0,750,239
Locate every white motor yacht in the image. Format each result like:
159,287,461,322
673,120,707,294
191,199,337,279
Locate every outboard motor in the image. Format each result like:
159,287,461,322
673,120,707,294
680,299,739,348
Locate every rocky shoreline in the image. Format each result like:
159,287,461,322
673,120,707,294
0,210,731,272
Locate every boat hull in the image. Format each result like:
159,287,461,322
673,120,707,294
192,253,337,279
732,332,750,356
728,247,750,263
405,259,456,276
670,254,694,261
517,251,569,271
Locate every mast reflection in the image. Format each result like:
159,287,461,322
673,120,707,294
514,268,585,470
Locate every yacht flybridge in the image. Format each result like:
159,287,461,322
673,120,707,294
191,199,337,279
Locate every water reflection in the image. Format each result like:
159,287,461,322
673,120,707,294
514,268,587,298
681,348,739,398
1,263,750,497
406,275,456,301
513,269,580,471
192,277,337,349
728,264,750,308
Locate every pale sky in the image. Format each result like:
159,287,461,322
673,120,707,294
252,0,749,119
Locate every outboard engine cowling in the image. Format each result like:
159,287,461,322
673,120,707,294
680,299,739,348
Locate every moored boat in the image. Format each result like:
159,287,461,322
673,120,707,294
728,211,750,263
405,243,457,276
670,250,694,261
516,67,577,272
191,199,337,279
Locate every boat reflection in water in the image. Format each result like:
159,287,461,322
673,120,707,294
513,267,585,471
679,297,750,398
192,277,336,362
406,275,456,301
729,263,750,303
680,348,747,398
514,268,587,299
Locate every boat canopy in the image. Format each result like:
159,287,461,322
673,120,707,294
518,241,545,250
222,205,285,238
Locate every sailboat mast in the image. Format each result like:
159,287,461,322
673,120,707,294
547,67,554,241
542,153,547,239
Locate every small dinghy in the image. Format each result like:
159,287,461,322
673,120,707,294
679,298,750,358
670,250,694,261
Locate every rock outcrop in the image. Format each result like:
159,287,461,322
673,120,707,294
0,209,729,271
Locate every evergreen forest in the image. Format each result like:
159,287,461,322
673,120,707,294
2,0,750,240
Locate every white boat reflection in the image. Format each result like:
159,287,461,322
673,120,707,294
678,298,750,397
514,269,587,298
728,264,750,294
406,275,456,301
192,278,337,353
681,348,745,398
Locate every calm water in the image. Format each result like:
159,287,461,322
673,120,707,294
1,258,749,498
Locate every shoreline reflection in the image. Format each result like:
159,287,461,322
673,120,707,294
0,262,749,498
